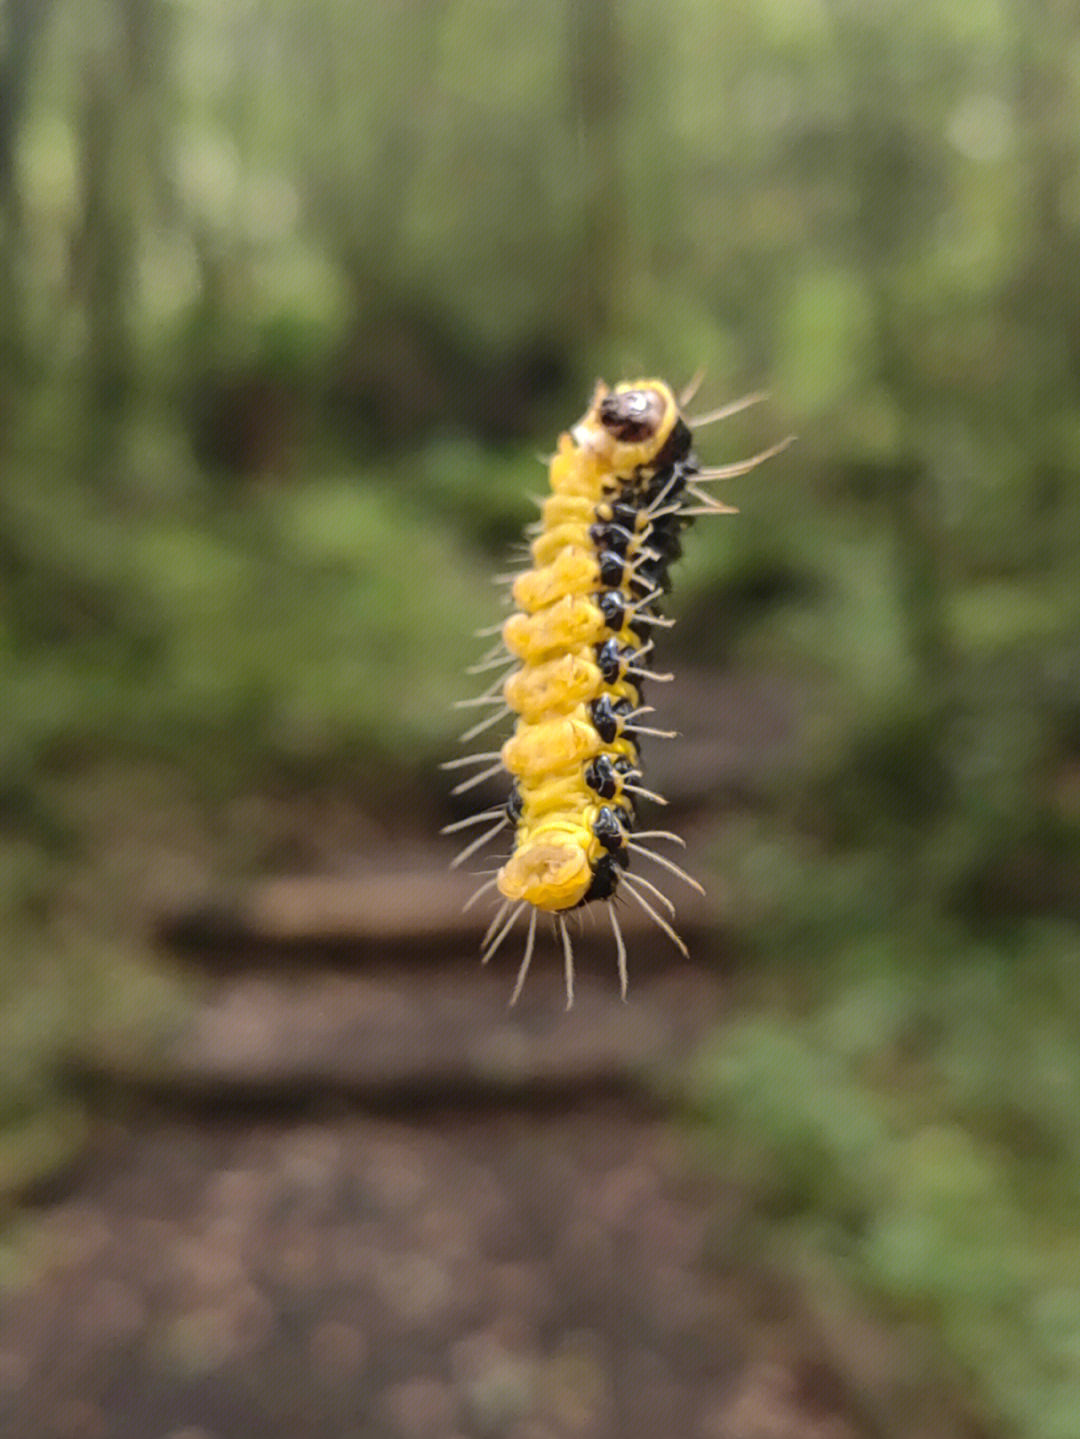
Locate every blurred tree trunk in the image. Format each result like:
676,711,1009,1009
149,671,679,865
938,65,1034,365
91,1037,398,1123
566,0,624,340
1012,1,1080,399
71,0,172,484
829,0,952,695
0,0,55,430
75,55,135,466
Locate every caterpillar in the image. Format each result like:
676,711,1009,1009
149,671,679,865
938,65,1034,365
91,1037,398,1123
445,377,785,1006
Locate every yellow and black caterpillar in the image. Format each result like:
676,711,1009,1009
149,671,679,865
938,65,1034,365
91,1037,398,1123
446,378,781,1004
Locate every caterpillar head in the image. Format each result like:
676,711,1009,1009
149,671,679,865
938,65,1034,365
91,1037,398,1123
573,379,688,476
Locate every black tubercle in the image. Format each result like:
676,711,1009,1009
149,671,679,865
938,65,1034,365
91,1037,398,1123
580,851,621,904
586,753,638,801
589,694,634,744
596,636,631,684
597,589,626,632
585,753,617,799
506,781,523,823
588,521,633,558
630,557,670,598
611,499,641,531
593,804,629,853
598,551,627,588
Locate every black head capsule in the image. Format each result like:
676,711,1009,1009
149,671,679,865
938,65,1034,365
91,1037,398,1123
593,805,628,854
599,386,667,444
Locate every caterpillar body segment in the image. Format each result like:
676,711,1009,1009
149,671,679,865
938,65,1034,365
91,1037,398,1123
449,378,769,1004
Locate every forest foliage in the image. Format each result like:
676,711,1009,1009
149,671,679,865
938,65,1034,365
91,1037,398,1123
2,2,1080,1432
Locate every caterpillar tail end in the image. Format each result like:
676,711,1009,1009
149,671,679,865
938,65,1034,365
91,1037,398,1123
496,837,592,912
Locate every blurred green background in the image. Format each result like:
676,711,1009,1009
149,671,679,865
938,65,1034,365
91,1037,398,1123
2,0,1080,1432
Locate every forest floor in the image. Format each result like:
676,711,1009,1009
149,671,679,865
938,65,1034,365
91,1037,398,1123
0,880,993,1439
0,668,997,1439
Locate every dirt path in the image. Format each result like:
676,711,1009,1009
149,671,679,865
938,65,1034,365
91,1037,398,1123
1,923,992,1439
2,1099,871,1439
0,670,995,1438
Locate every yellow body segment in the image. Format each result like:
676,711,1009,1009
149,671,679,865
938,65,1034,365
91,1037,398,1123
503,652,601,721
501,709,604,783
502,594,605,665
511,547,599,613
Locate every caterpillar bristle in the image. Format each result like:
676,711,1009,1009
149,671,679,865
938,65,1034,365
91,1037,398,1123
458,708,510,743
446,376,784,1001
624,782,668,806
623,869,677,916
441,751,503,771
441,806,503,834
480,897,511,945
508,908,539,1006
450,817,509,869
454,693,509,710
622,880,689,959
466,654,515,676
626,665,674,683
688,391,768,428
678,367,706,408
462,876,499,913
450,761,507,796
558,916,575,1009
482,902,525,966
627,841,705,895
626,723,678,741
682,501,740,518
609,905,629,1001
694,435,795,481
